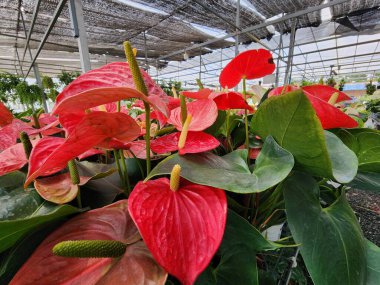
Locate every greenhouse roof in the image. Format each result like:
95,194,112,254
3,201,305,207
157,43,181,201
0,0,379,86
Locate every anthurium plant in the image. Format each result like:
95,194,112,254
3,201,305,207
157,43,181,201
0,42,379,285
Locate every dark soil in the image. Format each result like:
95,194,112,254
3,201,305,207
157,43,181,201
346,189,380,246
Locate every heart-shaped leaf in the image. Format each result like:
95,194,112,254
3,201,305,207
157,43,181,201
128,178,227,285
10,200,167,285
195,210,286,285
25,112,140,186
366,239,380,285
148,136,294,193
348,172,380,193
252,91,358,183
282,172,366,285
168,99,218,131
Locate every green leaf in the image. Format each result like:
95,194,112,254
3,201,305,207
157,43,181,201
195,211,283,285
0,187,80,253
348,171,380,193
147,136,294,193
366,239,380,285
251,90,357,183
282,172,367,285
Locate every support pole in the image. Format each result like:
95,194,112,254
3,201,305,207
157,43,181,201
235,0,240,56
69,0,91,73
275,31,283,87
284,19,297,85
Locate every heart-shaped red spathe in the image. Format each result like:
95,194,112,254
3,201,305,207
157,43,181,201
219,49,275,89
0,143,28,176
268,85,300,97
128,178,227,285
151,131,220,155
181,88,212,99
168,99,218,132
302,84,351,102
0,101,14,127
209,91,253,111
10,200,167,285
0,119,36,151
25,112,140,187
55,62,167,105
306,94,358,129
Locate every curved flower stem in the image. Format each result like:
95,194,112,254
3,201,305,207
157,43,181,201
118,149,131,195
117,101,121,112
113,150,126,192
144,102,151,174
225,111,232,152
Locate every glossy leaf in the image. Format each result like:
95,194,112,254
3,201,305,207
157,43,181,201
0,183,80,253
356,132,380,172
282,172,366,285
10,200,167,285
34,173,91,204
0,102,14,127
25,112,140,186
348,172,380,193
366,239,380,285
148,137,294,193
209,91,253,111
252,91,358,183
302,84,351,102
128,178,227,285
168,99,218,131
219,49,275,88
0,143,28,176
150,131,220,155
195,211,284,285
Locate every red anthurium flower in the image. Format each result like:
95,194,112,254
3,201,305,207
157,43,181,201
77,148,105,160
124,140,154,159
151,97,180,128
306,95,358,129
0,119,35,151
268,85,300,97
209,91,253,111
129,165,227,285
151,131,220,155
25,112,140,187
181,88,212,99
0,101,14,127
53,62,169,118
219,49,275,89
269,85,357,129
34,173,92,204
0,143,28,176
10,200,167,285
168,99,218,131
302,85,351,103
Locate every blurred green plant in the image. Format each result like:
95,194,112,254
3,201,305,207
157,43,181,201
366,80,376,95
58,70,81,87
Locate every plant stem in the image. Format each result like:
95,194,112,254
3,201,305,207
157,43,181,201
128,150,145,179
118,149,131,195
144,102,151,175
242,77,249,154
225,110,232,152
117,101,121,112
113,150,126,191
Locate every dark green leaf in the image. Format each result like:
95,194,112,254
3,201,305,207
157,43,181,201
348,172,380,193
205,110,226,136
195,211,284,285
252,90,357,183
282,172,366,285
148,136,294,193
366,239,380,285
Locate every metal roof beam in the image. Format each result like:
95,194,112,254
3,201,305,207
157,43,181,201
21,0,42,63
24,0,68,78
157,0,348,60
